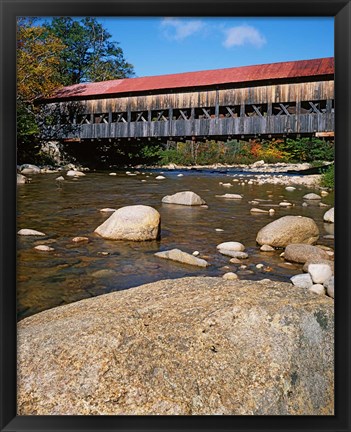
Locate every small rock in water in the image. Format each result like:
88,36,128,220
219,250,248,259
17,174,29,184
303,193,321,200
100,208,117,213
155,175,166,180
229,258,242,264
216,194,242,199
323,207,334,223
18,229,46,236
285,186,296,191
72,237,89,243
256,263,264,269
250,208,269,213
155,249,209,267
192,251,200,256
34,245,54,252
162,191,206,206
260,244,275,252
91,269,116,278
308,263,333,284
319,203,329,207
216,242,245,252
66,170,86,177
177,173,184,177
269,209,275,215
109,172,117,176
308,284,325,295
302,202,308,207
55,176,65,181
222,272,238,280
215,228,224,232
279,202,293,207
222,183,233,187
320,190,329,197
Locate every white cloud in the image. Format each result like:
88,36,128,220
223,25,266,48
161,18,205,41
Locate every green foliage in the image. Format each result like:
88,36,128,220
320,164,334,188
45,17,134,85
280,138,334,162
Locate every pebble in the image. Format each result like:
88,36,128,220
100,208,117,213
109,173,117,176
320,190,329,197
215,228,224,232
18,229,46,236
222,272,238,280
34,245,54,252
250,208,269,213
303,193,321,200
141,180,147,183
216,242,245,252
308,284,326,295
55,176,65,181
219,250,248,259
324,276,334,298
222,183,233,187
260,244,275,252
285,186,296,191
229,258,242,264
290,273,313,289
177,174,184,177
155,175,166,180
256,263,264,269
72,237,89,243
308,263,333,284
269,209,275,215
279,202,293,207
192,251,200,256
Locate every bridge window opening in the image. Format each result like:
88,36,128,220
111,112,127,123
219,106,240,118
272,102,295,116
131,111,148,122
172,109,190,121
93,113,108,124
244,104,268,117
301,100,327,114
194,107,214,119
151,110,169,121
76,114,91,125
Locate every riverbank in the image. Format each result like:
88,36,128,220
18,161,333,189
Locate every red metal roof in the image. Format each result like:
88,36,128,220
44,57,334,101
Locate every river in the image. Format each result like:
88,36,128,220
17,169,334,320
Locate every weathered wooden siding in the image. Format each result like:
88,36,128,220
43,79,334,140
53,80,334,114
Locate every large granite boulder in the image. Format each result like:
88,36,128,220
256,216,319,248
94,205,160,241
284,244,329,264
162,191,206,206
17,277,334,415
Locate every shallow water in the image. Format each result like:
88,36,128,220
17,169,334,320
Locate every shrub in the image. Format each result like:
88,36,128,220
320,164,334,189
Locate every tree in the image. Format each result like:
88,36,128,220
17,17,66,146
45,17,135,85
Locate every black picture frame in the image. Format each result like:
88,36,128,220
1,1,350,431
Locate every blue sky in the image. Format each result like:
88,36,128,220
97,17,334,77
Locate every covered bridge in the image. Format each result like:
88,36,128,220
38,57,334,142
